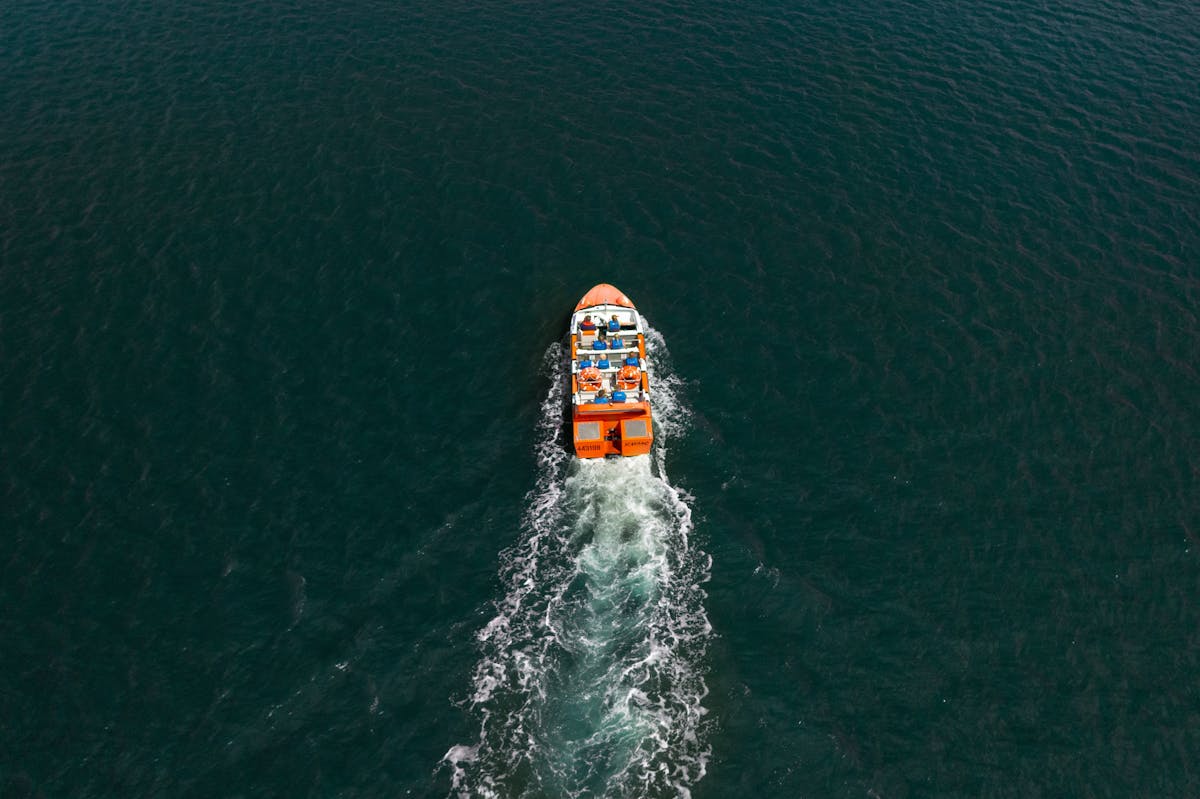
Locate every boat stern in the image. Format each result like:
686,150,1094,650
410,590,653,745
572,403,653,458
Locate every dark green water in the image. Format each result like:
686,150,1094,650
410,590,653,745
3,0,1199,795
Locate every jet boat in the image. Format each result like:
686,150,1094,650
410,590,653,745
568,284,653,458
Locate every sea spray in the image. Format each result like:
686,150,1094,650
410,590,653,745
445,328,711,798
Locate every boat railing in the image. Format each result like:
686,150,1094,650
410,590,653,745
573,344,641,356
573,391,648,406
571,362,644,374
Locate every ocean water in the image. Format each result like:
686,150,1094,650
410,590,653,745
2,0,1198,797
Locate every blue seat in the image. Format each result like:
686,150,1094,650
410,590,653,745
625,356,639,366
598,359,610,369
612,391,627,403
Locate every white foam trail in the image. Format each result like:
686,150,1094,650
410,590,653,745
445,326,711,799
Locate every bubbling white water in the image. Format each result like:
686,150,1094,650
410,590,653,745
445,327,711,799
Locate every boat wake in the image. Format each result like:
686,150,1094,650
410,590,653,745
444,328,711,799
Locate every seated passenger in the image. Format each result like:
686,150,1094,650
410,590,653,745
598,357,610,369
579,315,596,331
608,315,621,332
593,388,610,404
624,354,640,366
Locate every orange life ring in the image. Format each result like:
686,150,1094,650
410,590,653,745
578,366,602,390
617,365,640,390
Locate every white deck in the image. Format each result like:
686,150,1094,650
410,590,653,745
570,305,649,405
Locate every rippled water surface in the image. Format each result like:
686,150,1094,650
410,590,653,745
3,0,1198,796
